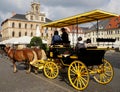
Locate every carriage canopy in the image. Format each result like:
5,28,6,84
42,9,119,28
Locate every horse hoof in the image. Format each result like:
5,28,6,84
35,71,38,75
13,70,18,73
26,71,30,74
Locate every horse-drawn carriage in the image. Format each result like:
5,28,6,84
5,10,118,91
33,45,113,90
30,10,118,90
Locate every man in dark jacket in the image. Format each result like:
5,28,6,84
61,28,69,44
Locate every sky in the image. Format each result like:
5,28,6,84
0,0,120,29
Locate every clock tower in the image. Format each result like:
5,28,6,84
26,0,45,22
31,1,40,14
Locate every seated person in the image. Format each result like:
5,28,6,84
85,39,97,48
75,36,85,51
61,28,70,46
51,30,62,45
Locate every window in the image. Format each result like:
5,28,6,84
25,32,27,36
46,33,48,37
31,16,33,20
31,32,33,36
12,22,15,28
42,33,43,37
12,31,15,37
31,24,33,29
51,34,52,37
19,32,21,37
19,23,21,28
41,17,44,21
109,24,111,28
25,24,27,29
36,6,38,12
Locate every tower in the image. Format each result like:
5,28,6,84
26,0,45,22
31,1,40,14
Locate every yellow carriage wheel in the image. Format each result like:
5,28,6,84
68,60,89,90
44,62,59,79
93,59,114,84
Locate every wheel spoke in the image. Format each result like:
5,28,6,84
80,77,86,87
74,63,77,70
80,76,88,84
73,77,77,84
105,72,112,76
70,68,77,74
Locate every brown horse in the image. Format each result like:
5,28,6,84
4,46,37,73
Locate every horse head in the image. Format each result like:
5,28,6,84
4,46,11,53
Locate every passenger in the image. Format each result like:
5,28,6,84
75,36,85,51
51,30,62,45
61,28,69,44
85,39,96,48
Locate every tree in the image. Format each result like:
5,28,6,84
29,36,48,51
30,36,43,48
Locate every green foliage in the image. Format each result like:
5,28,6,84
29,36,48,52
30,36,43,47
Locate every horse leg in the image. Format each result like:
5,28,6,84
26,63,31,74
13,61,17,73
34,67,38,74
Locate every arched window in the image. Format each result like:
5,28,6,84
12,22,15,28
25,24,27,29
19,23,21,28
19,32,21,37
31,16,33,20
12,31,15,37
25,32,27,36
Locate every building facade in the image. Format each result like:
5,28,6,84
1,1,51,41
84,17,120,48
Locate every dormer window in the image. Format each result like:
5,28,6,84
41,17,44,21
109,24,111,28
117,23,120,28
31,16,33,20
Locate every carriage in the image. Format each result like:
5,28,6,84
31,10,118,90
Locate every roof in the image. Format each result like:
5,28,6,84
10,14,28,20
90,19,110,30
1,14,52,26
42,9,119,28
106,16,120,29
